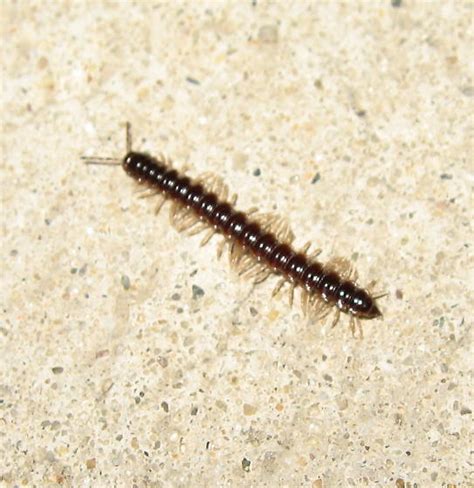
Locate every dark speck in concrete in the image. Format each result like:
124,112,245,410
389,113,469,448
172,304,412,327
192,285,205,299
311,172,320,184
253,168,261,176
121,275,131,290
186,76,200,85
52,367,64,374
440,173,453,180
391,0,402,7
161,401,169,413
242,457,251,472
314,79,323,90
171,293,181,300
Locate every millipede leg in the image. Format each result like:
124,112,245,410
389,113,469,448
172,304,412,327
155,197,167,215
301,290,309,316
238,260,258,276
126,121,132,152
349,316,363,338
216,239,227,259
243,263,268,281
308,248,322,260
138,190,160,199
331,309,341,328
171,206,199,231
288,283,295,307
195,173,229,201
200,228,216,246
187,223,209,236
229,242,244,268
327,257,356,281
272,277,286,297
256,212,295,244
308,296,332,322
179,217,201,232
356,319,363,339
301,241,311,254
252,270,272,285
349,316,355,336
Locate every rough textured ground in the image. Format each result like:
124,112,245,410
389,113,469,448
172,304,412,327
1,1,472,486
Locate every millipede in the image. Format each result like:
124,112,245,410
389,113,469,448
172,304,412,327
83,123,383,337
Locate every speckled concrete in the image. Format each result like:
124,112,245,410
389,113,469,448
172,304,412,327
1,1,472,486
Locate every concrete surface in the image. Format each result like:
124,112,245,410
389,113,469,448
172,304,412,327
1,1,472,486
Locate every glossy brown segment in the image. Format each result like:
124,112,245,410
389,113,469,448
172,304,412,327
254,233,278,260
120,151,381,321
270,244,295,272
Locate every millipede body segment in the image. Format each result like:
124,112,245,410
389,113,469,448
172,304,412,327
84,126,382,336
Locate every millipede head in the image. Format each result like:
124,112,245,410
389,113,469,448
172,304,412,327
350,288,382,320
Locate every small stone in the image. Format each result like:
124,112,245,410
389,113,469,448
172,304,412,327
191,406,198,416
314,79,323,90
51,367,63,375
253,168,261,176
391,0,402,7
161,401,169,413
86,458,96,470
171,293,181,300
192,285,205,299
186,76,200,85
121,275,131,290
249,307,258,317
242,457,251,472
311,173,320,184
460,407,472,415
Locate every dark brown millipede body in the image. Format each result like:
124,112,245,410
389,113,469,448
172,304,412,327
84,125,382,336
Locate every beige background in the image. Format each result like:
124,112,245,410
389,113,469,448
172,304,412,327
1,1,472,487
